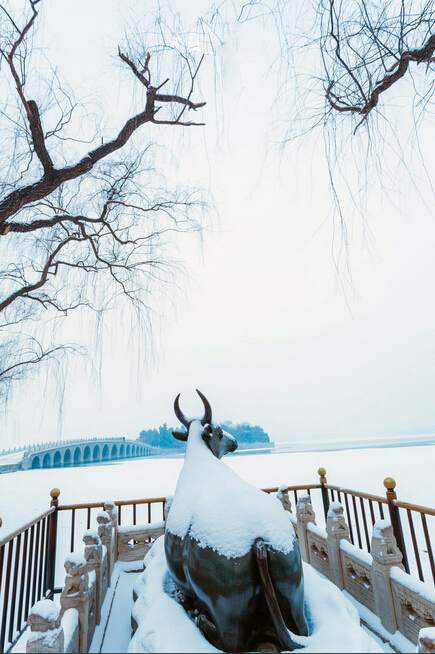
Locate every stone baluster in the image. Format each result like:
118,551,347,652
370,519,404,634
26,600,64,653
83,529,103,625
296,494,316,563
418,628,435,653
276,485,292,513
325,501,351,590
103,501,118,560
97,511,114,583
60,554,89,653
103,501,118,530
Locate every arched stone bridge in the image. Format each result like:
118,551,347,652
21,438,153,470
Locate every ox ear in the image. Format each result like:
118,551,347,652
201,424,212,441
172,430,188,441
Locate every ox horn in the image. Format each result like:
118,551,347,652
174,393,190,428
196,389,212,426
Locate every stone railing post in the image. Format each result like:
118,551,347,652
296,494,316,563
26,599,64,653
97,510,114,583
276,485,292,513
418,628,435,653
104,501,118,560
325,501,351,590
370,519,404,634
83,529,103,625
60,554,89,653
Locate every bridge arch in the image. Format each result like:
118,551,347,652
23,438,150,471
93,445,101,462
63,449,72,467
83,446,91,464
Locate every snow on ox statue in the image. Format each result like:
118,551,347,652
165,390,309,652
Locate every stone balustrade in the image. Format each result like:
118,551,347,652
26,502,116,654
24,496,170,653
24,490,434,653
276,490,435,652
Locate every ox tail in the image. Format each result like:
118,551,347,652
254,538,303,652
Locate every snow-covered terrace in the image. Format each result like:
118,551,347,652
5,484,435,653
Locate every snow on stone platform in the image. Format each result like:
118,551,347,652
128,536,385,653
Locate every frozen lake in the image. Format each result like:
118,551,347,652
0,440,431,540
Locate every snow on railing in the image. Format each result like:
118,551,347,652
25,502,117,653
290,493,435,651
3,474,435,653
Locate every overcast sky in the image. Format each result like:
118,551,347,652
2,0,435,448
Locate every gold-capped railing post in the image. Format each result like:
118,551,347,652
384,477,410,574
45,488,60,598
50,487,60,508
318,468,330,519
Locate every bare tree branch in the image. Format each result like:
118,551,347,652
0,9,206,230
0,0,209,400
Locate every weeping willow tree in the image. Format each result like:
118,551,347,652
0,0,214,407
233,0,435,278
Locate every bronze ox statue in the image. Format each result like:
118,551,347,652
165,390,309,652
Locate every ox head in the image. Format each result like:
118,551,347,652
172,389,238,459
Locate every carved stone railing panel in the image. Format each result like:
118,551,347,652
307,527,331,580
117,521,165,562
391,571,435,646
341,549,376,613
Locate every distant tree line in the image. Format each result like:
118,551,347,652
138,421,270,449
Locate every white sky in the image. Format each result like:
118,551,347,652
2,0,435,448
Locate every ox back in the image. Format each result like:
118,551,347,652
165,530,308,652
